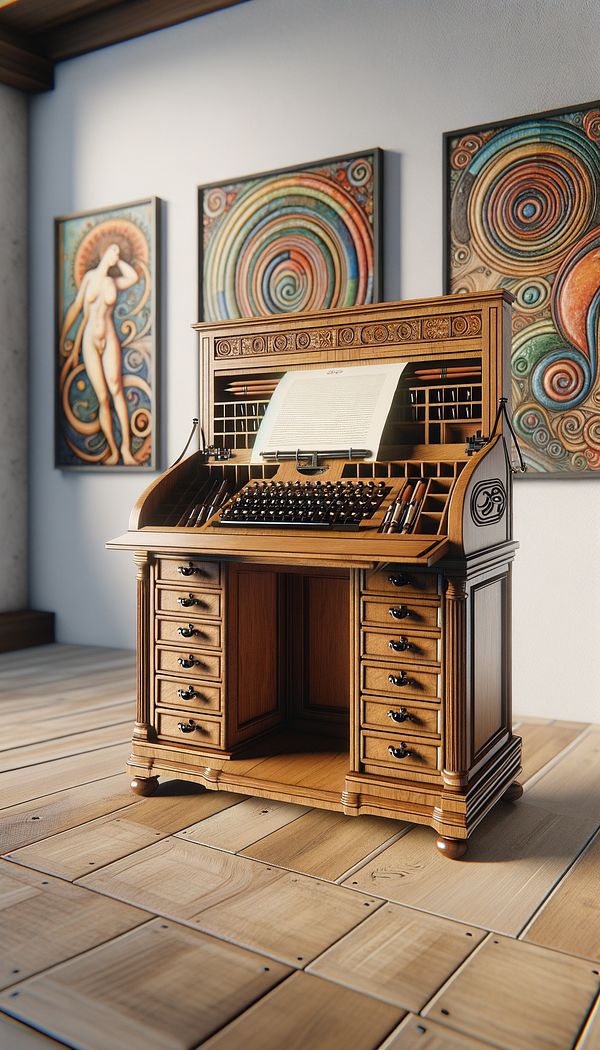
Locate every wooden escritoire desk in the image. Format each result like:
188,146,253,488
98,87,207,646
108,291,522,859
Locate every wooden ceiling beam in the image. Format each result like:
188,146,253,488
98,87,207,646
38,0,249,62
0,26,53,92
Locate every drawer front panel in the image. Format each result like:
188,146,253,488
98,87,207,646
362,598,440,630
361,698,440,737
155,711,222,748
361,629,439,663
156,647,221,680
156,619,221,649
361,731,440,774
155,677,221,714
156,558,221,586
364,568,439,597
156,588,222,619
362,662,440,699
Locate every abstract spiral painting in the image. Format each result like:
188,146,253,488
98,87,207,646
199,150,381,321
445,103,600,477
55,198,159,470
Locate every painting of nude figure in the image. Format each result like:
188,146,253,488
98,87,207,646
55,198,159,469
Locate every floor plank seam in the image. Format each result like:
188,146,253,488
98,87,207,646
333,825,413,885
0,769,131,817
516,824,600,943
0,719,133,757
521,725,598,791
574,989,600,1049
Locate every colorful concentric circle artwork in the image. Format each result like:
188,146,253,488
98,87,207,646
200,151,381,322
446,104,600,476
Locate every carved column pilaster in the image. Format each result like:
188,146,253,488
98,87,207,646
133,551,153,742
443,577,469,789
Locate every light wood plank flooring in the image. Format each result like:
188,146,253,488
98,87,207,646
0,646,598,1050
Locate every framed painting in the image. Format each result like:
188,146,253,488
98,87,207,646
55,197,160,470
198,149,382,322
444,102,600,477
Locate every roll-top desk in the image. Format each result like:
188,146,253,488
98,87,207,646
108,291,522,858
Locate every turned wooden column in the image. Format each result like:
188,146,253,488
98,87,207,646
443,577,469,789
133,551,153,742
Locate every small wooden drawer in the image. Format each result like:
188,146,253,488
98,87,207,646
362,661,439,699
364,568,439,597
156,558,221,587
361,597,440,630
155,647,221,680
361,628,439,664
361,698,440,737
156,587,222,619
156,618,221,649
361,730,440,774
155,677,221,714
155,710,223,748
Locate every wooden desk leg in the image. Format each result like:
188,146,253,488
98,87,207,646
436,836,468,860
503,781,523,802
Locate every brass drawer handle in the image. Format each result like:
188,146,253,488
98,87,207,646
178,562,202,577
388,743,412,760
178,687,198,701
388,605,412,620
177,624,197,638
388,672,411,687
388,574,414,587
178,655,199,669
387,707,413,723
177,594,201,608
388,637,412,652
177,720,197,734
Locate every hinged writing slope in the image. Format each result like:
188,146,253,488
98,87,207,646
111,291,521,860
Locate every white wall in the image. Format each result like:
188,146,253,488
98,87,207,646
29,0,600,720
0,83,28,612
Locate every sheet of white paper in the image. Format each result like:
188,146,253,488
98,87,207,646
251,363,406,464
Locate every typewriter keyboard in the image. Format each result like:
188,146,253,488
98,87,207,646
216,479,390,529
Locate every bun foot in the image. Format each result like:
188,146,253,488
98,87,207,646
131,776,159,797
503,781,523,803
436,835,468,860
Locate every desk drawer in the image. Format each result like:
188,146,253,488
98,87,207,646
156,587,222,619
364,568,439,597
361,698,440,737
155,677,221,714
156,618,221,649
156,558,221,587
155,710,223,748
361,730,440,775
362,661,439,699
156,647,221,680
361,628,439,664
362,597,440,630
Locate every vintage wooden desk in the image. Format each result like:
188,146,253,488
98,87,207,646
109,291,522,858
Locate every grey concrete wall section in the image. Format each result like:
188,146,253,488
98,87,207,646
0,83,28,612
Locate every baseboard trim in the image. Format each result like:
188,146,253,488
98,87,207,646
0,610,56,653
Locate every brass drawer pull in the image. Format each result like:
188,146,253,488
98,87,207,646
178,562,202,577
177,720,197,734
388,574,414,587
177,624,197,638
388,743,412,760
388,672,411,687
178,655,199,669
388,637,412,652
388,605,412,620
177,594,201,608
387,707,413,723
178,687,198,701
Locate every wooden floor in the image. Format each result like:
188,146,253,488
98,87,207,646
0,646,599,1050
